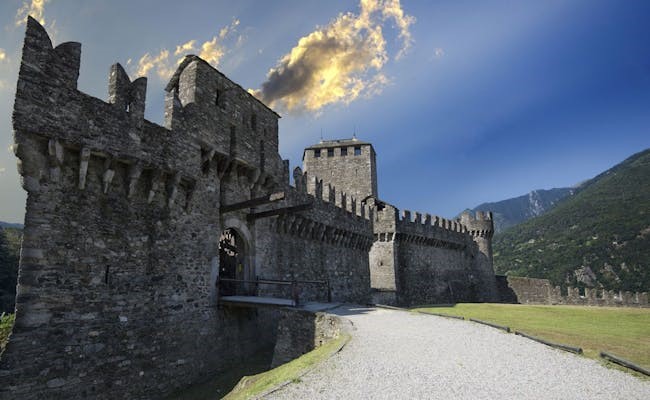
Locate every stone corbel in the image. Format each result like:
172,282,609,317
127,163,143,198
167,172,181,208
47,139,64,182
78,147,91,190
184,179,196,211
148,170,163,204
102,158,115,194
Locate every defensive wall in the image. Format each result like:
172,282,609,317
369,202,499,306
503,276,649,307
302,139,378,201
256,170,373,305
0,18,372,399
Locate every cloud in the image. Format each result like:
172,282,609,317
0,49,6,62
252,0,414,114
434,48,445,58
15,0,49,27
174,40,196,56
134,18,240,81
0,80,6,91
0,167,6,174
136,49,174,80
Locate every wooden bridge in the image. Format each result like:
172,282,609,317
216,277,332,308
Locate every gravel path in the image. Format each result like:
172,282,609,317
266,305,650,400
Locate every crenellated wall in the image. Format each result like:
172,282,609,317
2,16,504,400
0,17,285,400
504,276,649,307
256,170,373,304
0,18,373,400
368,202,499,306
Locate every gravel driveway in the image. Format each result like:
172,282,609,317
265,305,650,400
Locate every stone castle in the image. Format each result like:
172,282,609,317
1,18,499,399
302,138,498,305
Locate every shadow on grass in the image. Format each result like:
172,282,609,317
166,346,275,400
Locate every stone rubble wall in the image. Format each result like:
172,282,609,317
504,276,649,307
256,171,374,305
0,17,284,400
302,142,378,201
369,203,499,306
0,18,373,400
271,308,348,368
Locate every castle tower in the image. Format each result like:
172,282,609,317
302,138,378,201
460,211,495,264
460,211,498,301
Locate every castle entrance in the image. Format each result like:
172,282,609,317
218,228,247,296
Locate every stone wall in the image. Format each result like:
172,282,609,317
504,276,649,307
257,171,374,305
0,18,372,400
368,203,499,306
303,140,377,201
0,18,285,400
271,308,347,368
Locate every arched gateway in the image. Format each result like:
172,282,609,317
217,217,256,296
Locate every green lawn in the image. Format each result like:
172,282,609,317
412,303,650,371
223,333,350,400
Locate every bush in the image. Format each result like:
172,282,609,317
0,312,15,351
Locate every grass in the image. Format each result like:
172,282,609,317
0,313,14,352
223,333,350,400
412,303,650,372
166,347,275,400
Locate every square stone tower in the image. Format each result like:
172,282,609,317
302,138,378,201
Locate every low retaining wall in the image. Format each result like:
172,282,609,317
370,289,397,306
503,276,649,307
271,308,348,368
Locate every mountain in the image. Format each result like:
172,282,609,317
464,188,574,233
493,148,650,292
0,222,23,229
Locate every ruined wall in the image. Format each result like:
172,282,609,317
0,18,281,400
505,276,649,307
303,140,377,201
257,171,374,305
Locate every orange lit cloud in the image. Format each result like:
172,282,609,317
252,0,414,114
134,18,240,81
15,0,49,27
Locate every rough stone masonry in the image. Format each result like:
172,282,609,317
1,18,499,399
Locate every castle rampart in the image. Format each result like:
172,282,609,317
503,276,649,307
1,18,373,399
3,17,507,399
367,200,499,306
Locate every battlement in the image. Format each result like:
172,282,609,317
459,211,495,239
302,137,378,201
12,18,286,207
292,166,374,223
505,277,649,307
394,208,473,248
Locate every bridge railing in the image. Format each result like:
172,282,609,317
216,276,331,306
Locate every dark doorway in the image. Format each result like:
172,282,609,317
218,228,246,296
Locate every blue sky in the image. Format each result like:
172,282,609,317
0,0,649,223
